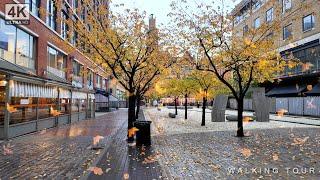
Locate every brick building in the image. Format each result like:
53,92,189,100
0,0,117,139
231,0,320,97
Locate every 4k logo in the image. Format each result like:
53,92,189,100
5,4,30,25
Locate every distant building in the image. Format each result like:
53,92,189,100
231,0,320,97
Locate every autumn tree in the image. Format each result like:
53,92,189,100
190,70,228,126
68,2,174,142
158,78,181,115
170,0,297,136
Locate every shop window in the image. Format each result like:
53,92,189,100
71,99,79,112
0,84,5,125
0,18,36,69
9,97,38,124
60,98,70,115
79,99,86,112
38,98,57,119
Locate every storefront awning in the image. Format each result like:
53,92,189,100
305,83,320,95
266,84,306,97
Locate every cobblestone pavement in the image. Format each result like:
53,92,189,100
87,121,165,180
0,110,126,179
146,108,320,179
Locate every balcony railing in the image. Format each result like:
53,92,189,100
47,66,66,79
72,75,83,88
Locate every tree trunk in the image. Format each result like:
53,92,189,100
237,98,244,137
184,94,188,119
201,96,206,126
174,97,178,115
128,93,136,142
135,95,140,120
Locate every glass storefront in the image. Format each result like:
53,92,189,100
8,81,58,124
59,88,71,115
0,75,5,126
72,92,87,113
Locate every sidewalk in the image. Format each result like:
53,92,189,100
0,110,126,179
147,108,320,179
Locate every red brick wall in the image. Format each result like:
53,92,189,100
0,0,108,84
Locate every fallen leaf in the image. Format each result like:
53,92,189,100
128,127,139,138
123,173,129,179
88,167,103,175
3,144,13,155
272,153,279,161
50,106,62,116
6,103,17,113
240,148,252,158
93,135,104,146
292,137,309,146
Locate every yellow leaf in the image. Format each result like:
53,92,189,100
128,127,139,138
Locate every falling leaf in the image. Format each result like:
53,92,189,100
272,153,279,161
50,106,62,116
88,167,103,175
93,135,104,146
276,109,288,117
239,148,252,158
123,173,129,179
6,103,17,113
292,137,309,146
3,144,13,155
128,127,139,138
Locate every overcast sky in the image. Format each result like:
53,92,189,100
111,0,241,26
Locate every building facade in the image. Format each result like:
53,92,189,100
0,0,112,139
231,0,320,97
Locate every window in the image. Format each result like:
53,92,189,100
266,8,273,23
72,60,83,76
303,14,315,32
47,46,67,78
25,0,39,17
283,24,292,40
72,0,78,8
96,74,101,88
71,31,78,45
243,25,249,35
87,69,93,88
46,0,57,30
282,0,292,12
254,17,260,29
0,18,36,69
252,1,261,10
61,11,68,39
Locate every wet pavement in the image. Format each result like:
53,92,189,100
148,108,320,179
0,110,126,179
